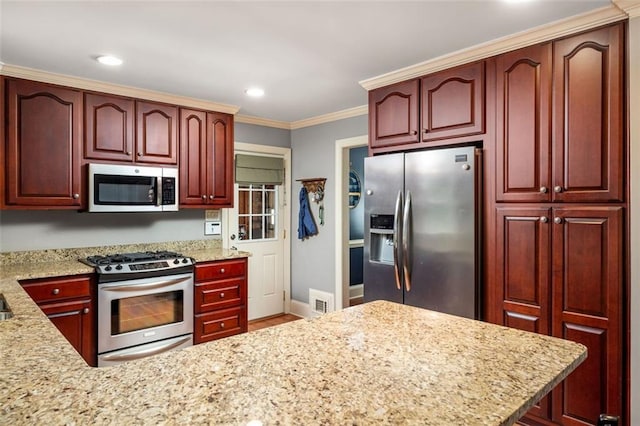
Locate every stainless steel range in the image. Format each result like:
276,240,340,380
82,251,195,367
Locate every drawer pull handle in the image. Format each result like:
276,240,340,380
220,292,225,298
220,268,225,274
52,288,60,295
220,322,225,329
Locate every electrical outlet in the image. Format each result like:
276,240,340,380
204,221,221,235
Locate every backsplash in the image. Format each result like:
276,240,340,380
0,239,222,265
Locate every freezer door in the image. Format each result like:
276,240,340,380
404,146,477,318
363,153,404,304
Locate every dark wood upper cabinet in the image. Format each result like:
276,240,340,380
420,61,485,142
179,108,234,207
368,79,420,149
84,93,135,162
496,43,552,203
552,24,623,203
136,100,178,165
5,79,82,207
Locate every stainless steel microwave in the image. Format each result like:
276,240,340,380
88,163,179,212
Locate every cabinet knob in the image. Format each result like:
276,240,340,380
83,308,89,314
52,288,60,295
126,151,132,155
201,195,207,200
411,130,418,136
540,216,548,223
554,185,563,193
220,322,225,329
220,268,225,274
72,193,80,199
554,217,563,224
220,292,225,298
209,195,214,200
137,153,142,157
539,186,548,194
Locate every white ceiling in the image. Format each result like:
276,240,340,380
0,0,612,124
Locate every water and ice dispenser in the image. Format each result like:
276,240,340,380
369,214,395,264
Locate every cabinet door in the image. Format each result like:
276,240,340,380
368,79,420,149
84,93,134,162
206,112,234,206
495,206,552,421
496,44,552,202
552,24,623,202
40,298,94,366
5,79,82,207
551,207,623,425
136,100,178,165
420,61,484,141
179,108,208,206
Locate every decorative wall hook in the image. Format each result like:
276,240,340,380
297,178,326,203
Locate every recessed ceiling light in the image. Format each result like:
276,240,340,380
96,55,123,66
245,87,265,98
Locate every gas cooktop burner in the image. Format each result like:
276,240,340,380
80,250,195,281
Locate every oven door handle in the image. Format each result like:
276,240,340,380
102,276,190,292
100,335,192,363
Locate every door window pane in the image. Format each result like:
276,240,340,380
237,184,279,241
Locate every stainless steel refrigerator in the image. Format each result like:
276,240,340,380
363,146,481,319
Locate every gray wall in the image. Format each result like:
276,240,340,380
290,115,367,303
349,146,367,240
0,209,215,251
235,122,291,148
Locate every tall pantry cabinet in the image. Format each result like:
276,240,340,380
492,23,625,425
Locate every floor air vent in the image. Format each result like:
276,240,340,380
309,289,334,316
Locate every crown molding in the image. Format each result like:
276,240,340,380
613,0,640,18
290,105,368,130
0,63,240,115
360,4,628,90
234,114,291,130
237,105,368,130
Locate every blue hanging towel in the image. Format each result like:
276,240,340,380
298,187,318,240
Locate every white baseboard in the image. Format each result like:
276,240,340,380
349,284,364,300
289,299,312,319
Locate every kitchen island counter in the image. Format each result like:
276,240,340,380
0,273,585,426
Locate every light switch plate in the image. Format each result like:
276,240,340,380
205,209,221,221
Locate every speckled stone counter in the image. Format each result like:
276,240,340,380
1,270,585,426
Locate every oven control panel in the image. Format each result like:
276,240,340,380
95,257,195,275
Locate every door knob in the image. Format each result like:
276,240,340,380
230,234,236,240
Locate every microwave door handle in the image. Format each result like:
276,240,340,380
156,176,162,206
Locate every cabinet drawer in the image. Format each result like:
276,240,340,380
21,276,91,304
195,259,246,281
194,306,247,344
195,278,244,313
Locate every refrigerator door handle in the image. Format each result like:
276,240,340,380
393,190,403,290
402,191,412,292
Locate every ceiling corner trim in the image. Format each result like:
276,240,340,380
613,0,640,18
359,4,628,91
234,115,292,130
290,105,368,130
0,64,241,115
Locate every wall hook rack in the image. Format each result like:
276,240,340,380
297,178,326,202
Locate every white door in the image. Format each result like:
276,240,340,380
228,181,286,320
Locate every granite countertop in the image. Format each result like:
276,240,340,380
1,259,586,426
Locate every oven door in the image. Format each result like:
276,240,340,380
97,272,194,355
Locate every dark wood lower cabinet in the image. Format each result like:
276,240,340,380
495,206,623,426
20,275,96,366
194,258,248,344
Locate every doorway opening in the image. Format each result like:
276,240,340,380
333,135,368,310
